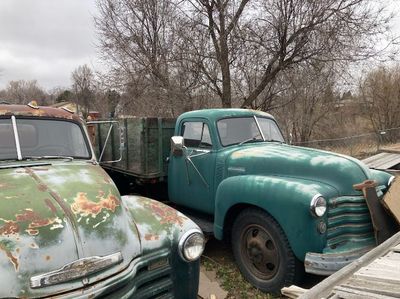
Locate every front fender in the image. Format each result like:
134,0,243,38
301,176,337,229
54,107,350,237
214,175,338,260
121,195,199,253
121,195,200,299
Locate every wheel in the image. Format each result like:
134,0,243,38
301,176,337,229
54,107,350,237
231,208,303,293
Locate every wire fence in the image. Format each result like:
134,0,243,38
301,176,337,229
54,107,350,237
294,127,400,159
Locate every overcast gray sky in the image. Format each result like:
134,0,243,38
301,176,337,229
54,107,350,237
0,0,99,90
0,0,399,91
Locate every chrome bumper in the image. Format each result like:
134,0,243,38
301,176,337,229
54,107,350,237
304,247,373,276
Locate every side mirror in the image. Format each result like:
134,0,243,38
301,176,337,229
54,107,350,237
171,136,185,156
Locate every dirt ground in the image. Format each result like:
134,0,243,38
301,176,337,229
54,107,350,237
200,237,324,299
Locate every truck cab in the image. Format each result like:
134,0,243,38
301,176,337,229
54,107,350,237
168,108,395,292
0,103,204,298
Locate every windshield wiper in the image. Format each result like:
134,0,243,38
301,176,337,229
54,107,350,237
22,156,74,162
265,139,284,144
238,138,264,145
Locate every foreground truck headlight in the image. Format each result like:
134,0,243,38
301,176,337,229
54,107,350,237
310,194,327,217
179,229,205,262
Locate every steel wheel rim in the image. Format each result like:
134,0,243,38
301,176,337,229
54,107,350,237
240,224,280,280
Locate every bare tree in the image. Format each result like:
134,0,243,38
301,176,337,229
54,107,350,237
71,64,95,118
359,65,400,136
273,63,337,142
95,0,207,116
2,80,47,105
96,0,394,110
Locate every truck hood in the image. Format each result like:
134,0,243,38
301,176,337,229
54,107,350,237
0,161,141,298
226,143,373,195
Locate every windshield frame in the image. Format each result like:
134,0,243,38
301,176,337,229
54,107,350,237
216,115,285,147
0,115,93,161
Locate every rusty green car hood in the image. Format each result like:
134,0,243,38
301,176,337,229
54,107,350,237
0,160,141,298
226,143,373,195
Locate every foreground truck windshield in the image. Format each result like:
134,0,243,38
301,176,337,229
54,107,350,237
0,118,90,160
0,103,204,298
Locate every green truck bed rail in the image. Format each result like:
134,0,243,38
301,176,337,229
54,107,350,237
93,117,176,181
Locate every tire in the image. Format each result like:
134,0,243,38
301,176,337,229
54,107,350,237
231,208,303,293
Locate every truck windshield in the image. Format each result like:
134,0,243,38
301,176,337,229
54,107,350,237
217,116,284,147
0,118,91,161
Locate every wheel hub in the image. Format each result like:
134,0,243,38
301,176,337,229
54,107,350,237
241,225,280,279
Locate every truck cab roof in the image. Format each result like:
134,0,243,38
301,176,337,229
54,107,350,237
0,103,81,122
177,108,275,123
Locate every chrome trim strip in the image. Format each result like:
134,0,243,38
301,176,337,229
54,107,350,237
30,252,123,289
11,115,22,160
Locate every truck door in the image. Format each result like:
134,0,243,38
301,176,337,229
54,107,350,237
168,120,216,215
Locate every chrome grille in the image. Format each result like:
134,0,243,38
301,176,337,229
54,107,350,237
134,262,173,299
327,195,374,249
99,250,174,299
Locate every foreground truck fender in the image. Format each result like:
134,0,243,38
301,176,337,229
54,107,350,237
0,103,204,298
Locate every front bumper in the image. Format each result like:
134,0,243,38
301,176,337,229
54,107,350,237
304,246,373,276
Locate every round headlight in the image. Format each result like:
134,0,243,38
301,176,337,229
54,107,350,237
310,195,327,217
178,229,205,262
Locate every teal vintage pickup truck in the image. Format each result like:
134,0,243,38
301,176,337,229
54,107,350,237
0,103,204,298
95,108,396,293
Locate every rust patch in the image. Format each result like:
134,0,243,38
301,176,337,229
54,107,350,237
31,167,49,171
0,104,80,121
29,243,39,249
45,198,58,214
71,191,120,217
0,183,10,189
144,234,160,241
0,242,19,271
15,209,38,222
15,209,61,233
146,201,187,226
26,229,39,236
29,218,58,229
37,183,47,192
0,221,20,236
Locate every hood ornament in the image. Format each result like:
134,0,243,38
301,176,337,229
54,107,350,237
30,252,123,289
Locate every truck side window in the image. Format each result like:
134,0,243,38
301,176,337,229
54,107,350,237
182,122,212,149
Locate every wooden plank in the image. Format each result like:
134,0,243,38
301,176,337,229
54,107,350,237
380,145,400,154
354,268,400,284
383,251,400,260
340,276,400,297
333,286,397,299
383,178,400,225
354,260,400,272
363,152,400,170
298,232,400,299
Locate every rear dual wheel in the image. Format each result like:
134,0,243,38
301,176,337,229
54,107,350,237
232,208,303,293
